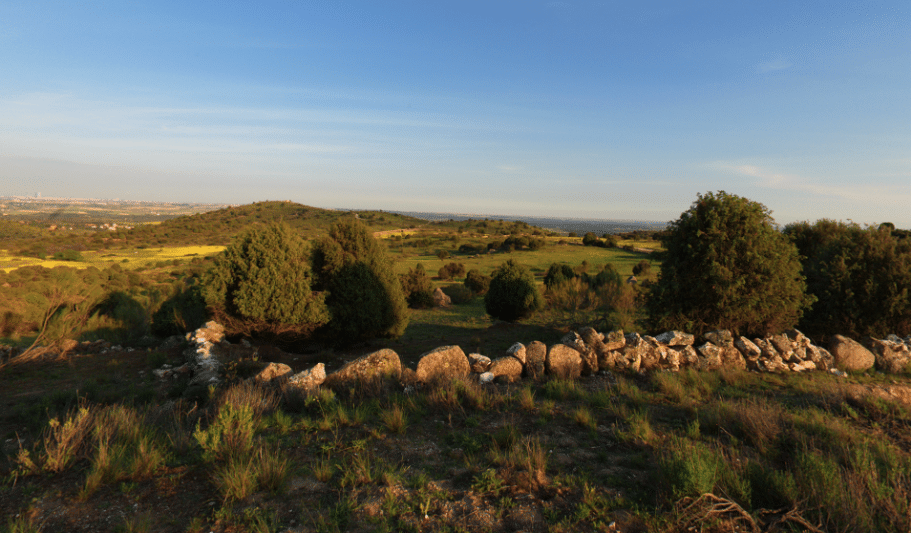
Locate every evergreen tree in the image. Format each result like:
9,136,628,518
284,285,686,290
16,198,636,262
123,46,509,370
312,218,409,340
202,223,329,334
464,268,491,295
484,259,544,322
400,263,434,309
647,191,813,337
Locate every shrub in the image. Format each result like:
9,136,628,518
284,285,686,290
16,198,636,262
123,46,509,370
399,264,434,309
202,223,328,336
543,263,575,290
484,259,544,322
784,219,911,338
602,234,618,248
582,232,602,247
437,262,466,280
647,191,814,337
632,260,651,277
441,284,473,304
464,269,491,295
312,219,409,340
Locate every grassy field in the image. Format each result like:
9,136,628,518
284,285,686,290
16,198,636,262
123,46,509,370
2,346,909,533
0,246,225,272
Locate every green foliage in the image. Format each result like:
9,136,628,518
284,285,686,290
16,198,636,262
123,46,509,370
543,263,576,290
399,263,434,309
464,268,491,295
647,191,814,337
437,262,465,280
52,250,84,262
632,260,651,277
202,222,328,335
150,281,208,336
441,284,473,304
784,219,911,338
484,259,544,322
312,219,409,340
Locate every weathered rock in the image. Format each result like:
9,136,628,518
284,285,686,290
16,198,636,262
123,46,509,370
546,344,582,379
758,358,790,373
720,346,747,370
562,331,597,375
578,327,604,347
598,350,624,370
561,331,587,353
416,345,470,382
432,287,452,307
696,343,723,371
326,348,402,385
866,338,911,374
770,334,795,360
735,337,762,361
478,372,495,384
829,335,875,371
253,362,292,384
288,363,326,390
754,338,779,361
468,353,492,373
654,330,695,346
704,330,734,347
602,330,626,351
525,341,547,379
785,329,811,347
640,336,666,371
669,345,699,368
187,321,225,344
789,361,817,372
490,356,523,381
506,342,527,365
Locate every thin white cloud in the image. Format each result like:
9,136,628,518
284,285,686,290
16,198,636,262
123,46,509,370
711,161,911,205
757,59,792,73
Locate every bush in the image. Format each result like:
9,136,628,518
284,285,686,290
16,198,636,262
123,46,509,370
464,269,491,295
602,234,619,248
441,284,474,305
582,232,602,247
543,263,576,290
202,223,329,336
399,264,434,309
484,260,544,322
784,219,911,338
647,191,814,337
437,262,466,280
632,260,651,277
312,219,409,340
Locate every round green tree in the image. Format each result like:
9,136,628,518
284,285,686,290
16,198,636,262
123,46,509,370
484,259,544,322
202,222,329,334
311,218,409,340
647,191,814,337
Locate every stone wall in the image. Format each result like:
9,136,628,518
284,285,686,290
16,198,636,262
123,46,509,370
172,322,911,391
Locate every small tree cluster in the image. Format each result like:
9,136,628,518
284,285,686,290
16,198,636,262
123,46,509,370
581,232,618,248
484,260,544,322
437,262,466,280
784,219,911,338
464,268,491,295
632,260,651,277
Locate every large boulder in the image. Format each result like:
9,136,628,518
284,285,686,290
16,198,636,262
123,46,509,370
829,335,875,372
720,346,747,370
695,343,723,371
326,348,402,385
669,345,699,368
704,330,733,347
640,336,666,371
506,343,527,365
866,338,911,374
490,356,523,382
546,344,582,379
432,287,452,307
525,341,547,379
734,336,762,361
563,331,597,375
416,345,470,382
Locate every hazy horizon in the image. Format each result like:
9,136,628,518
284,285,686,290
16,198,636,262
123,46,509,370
2,2,909,227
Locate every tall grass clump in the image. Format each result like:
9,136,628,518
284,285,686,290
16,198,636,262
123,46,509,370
659,436,722,498
15,405,94,476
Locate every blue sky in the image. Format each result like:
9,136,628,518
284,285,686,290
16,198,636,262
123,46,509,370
1,1,909,226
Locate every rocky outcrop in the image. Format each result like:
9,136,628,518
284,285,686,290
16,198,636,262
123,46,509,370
866,338,911,374
829,335,876,371
416,346,470,382
253,362,292,384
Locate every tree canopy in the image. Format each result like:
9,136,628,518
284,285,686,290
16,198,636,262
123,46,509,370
647,191,813,337
484,259,544,322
